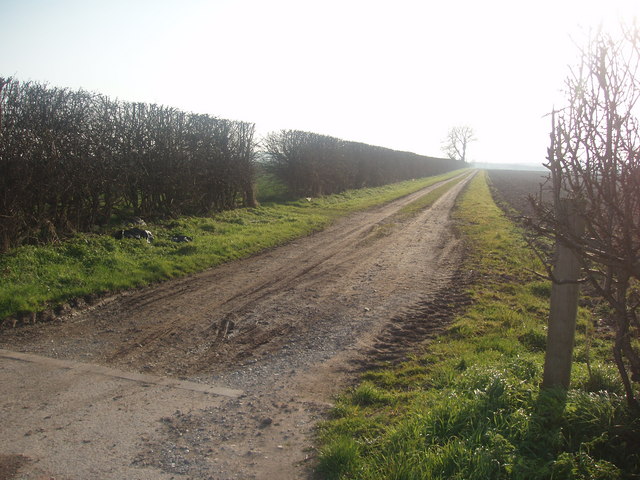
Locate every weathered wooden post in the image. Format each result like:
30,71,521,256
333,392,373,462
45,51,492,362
542,198,585,389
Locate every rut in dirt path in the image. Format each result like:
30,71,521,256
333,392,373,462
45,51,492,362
1,172,475,480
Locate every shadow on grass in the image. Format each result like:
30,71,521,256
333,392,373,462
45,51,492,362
516,386,640,479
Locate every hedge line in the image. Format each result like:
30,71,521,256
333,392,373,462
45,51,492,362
0,78,256,251
0,77,463,252
263,129,463,196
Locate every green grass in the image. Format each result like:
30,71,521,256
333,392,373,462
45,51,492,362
255,170,291,202
315,172,640,480
0,169,466,321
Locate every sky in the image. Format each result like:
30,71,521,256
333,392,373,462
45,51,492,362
1,0,639,166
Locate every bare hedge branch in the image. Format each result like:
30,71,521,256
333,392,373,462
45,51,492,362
263,129,464,197
0,78,257,251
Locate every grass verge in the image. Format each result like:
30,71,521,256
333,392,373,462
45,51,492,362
0,169,465,322
315,171,639,480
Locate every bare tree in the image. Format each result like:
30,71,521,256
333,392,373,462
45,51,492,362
442,126,476,163
531,25,640,408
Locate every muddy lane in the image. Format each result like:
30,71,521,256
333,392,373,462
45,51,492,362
0,172,474,479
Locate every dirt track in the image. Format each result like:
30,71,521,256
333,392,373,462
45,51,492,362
0,172,474,479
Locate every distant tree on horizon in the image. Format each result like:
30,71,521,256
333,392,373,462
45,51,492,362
441,126,476,163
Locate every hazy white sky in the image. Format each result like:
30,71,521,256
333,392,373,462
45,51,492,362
1,0,638,165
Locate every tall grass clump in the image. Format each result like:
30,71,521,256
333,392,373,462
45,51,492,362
315,172,640,479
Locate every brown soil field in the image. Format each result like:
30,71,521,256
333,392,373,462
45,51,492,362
0,172,474,480
486,169,550,218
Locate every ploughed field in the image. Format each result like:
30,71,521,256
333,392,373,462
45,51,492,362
487,169,549,217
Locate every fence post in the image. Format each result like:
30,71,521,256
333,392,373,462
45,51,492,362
542,198,585,390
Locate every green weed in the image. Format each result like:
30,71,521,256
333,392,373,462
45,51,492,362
348,382,394,407
316,436,361,480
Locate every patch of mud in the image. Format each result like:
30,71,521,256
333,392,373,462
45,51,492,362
354,268,474,369
0,454,30,480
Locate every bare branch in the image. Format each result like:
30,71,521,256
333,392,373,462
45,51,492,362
529,24,640,407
